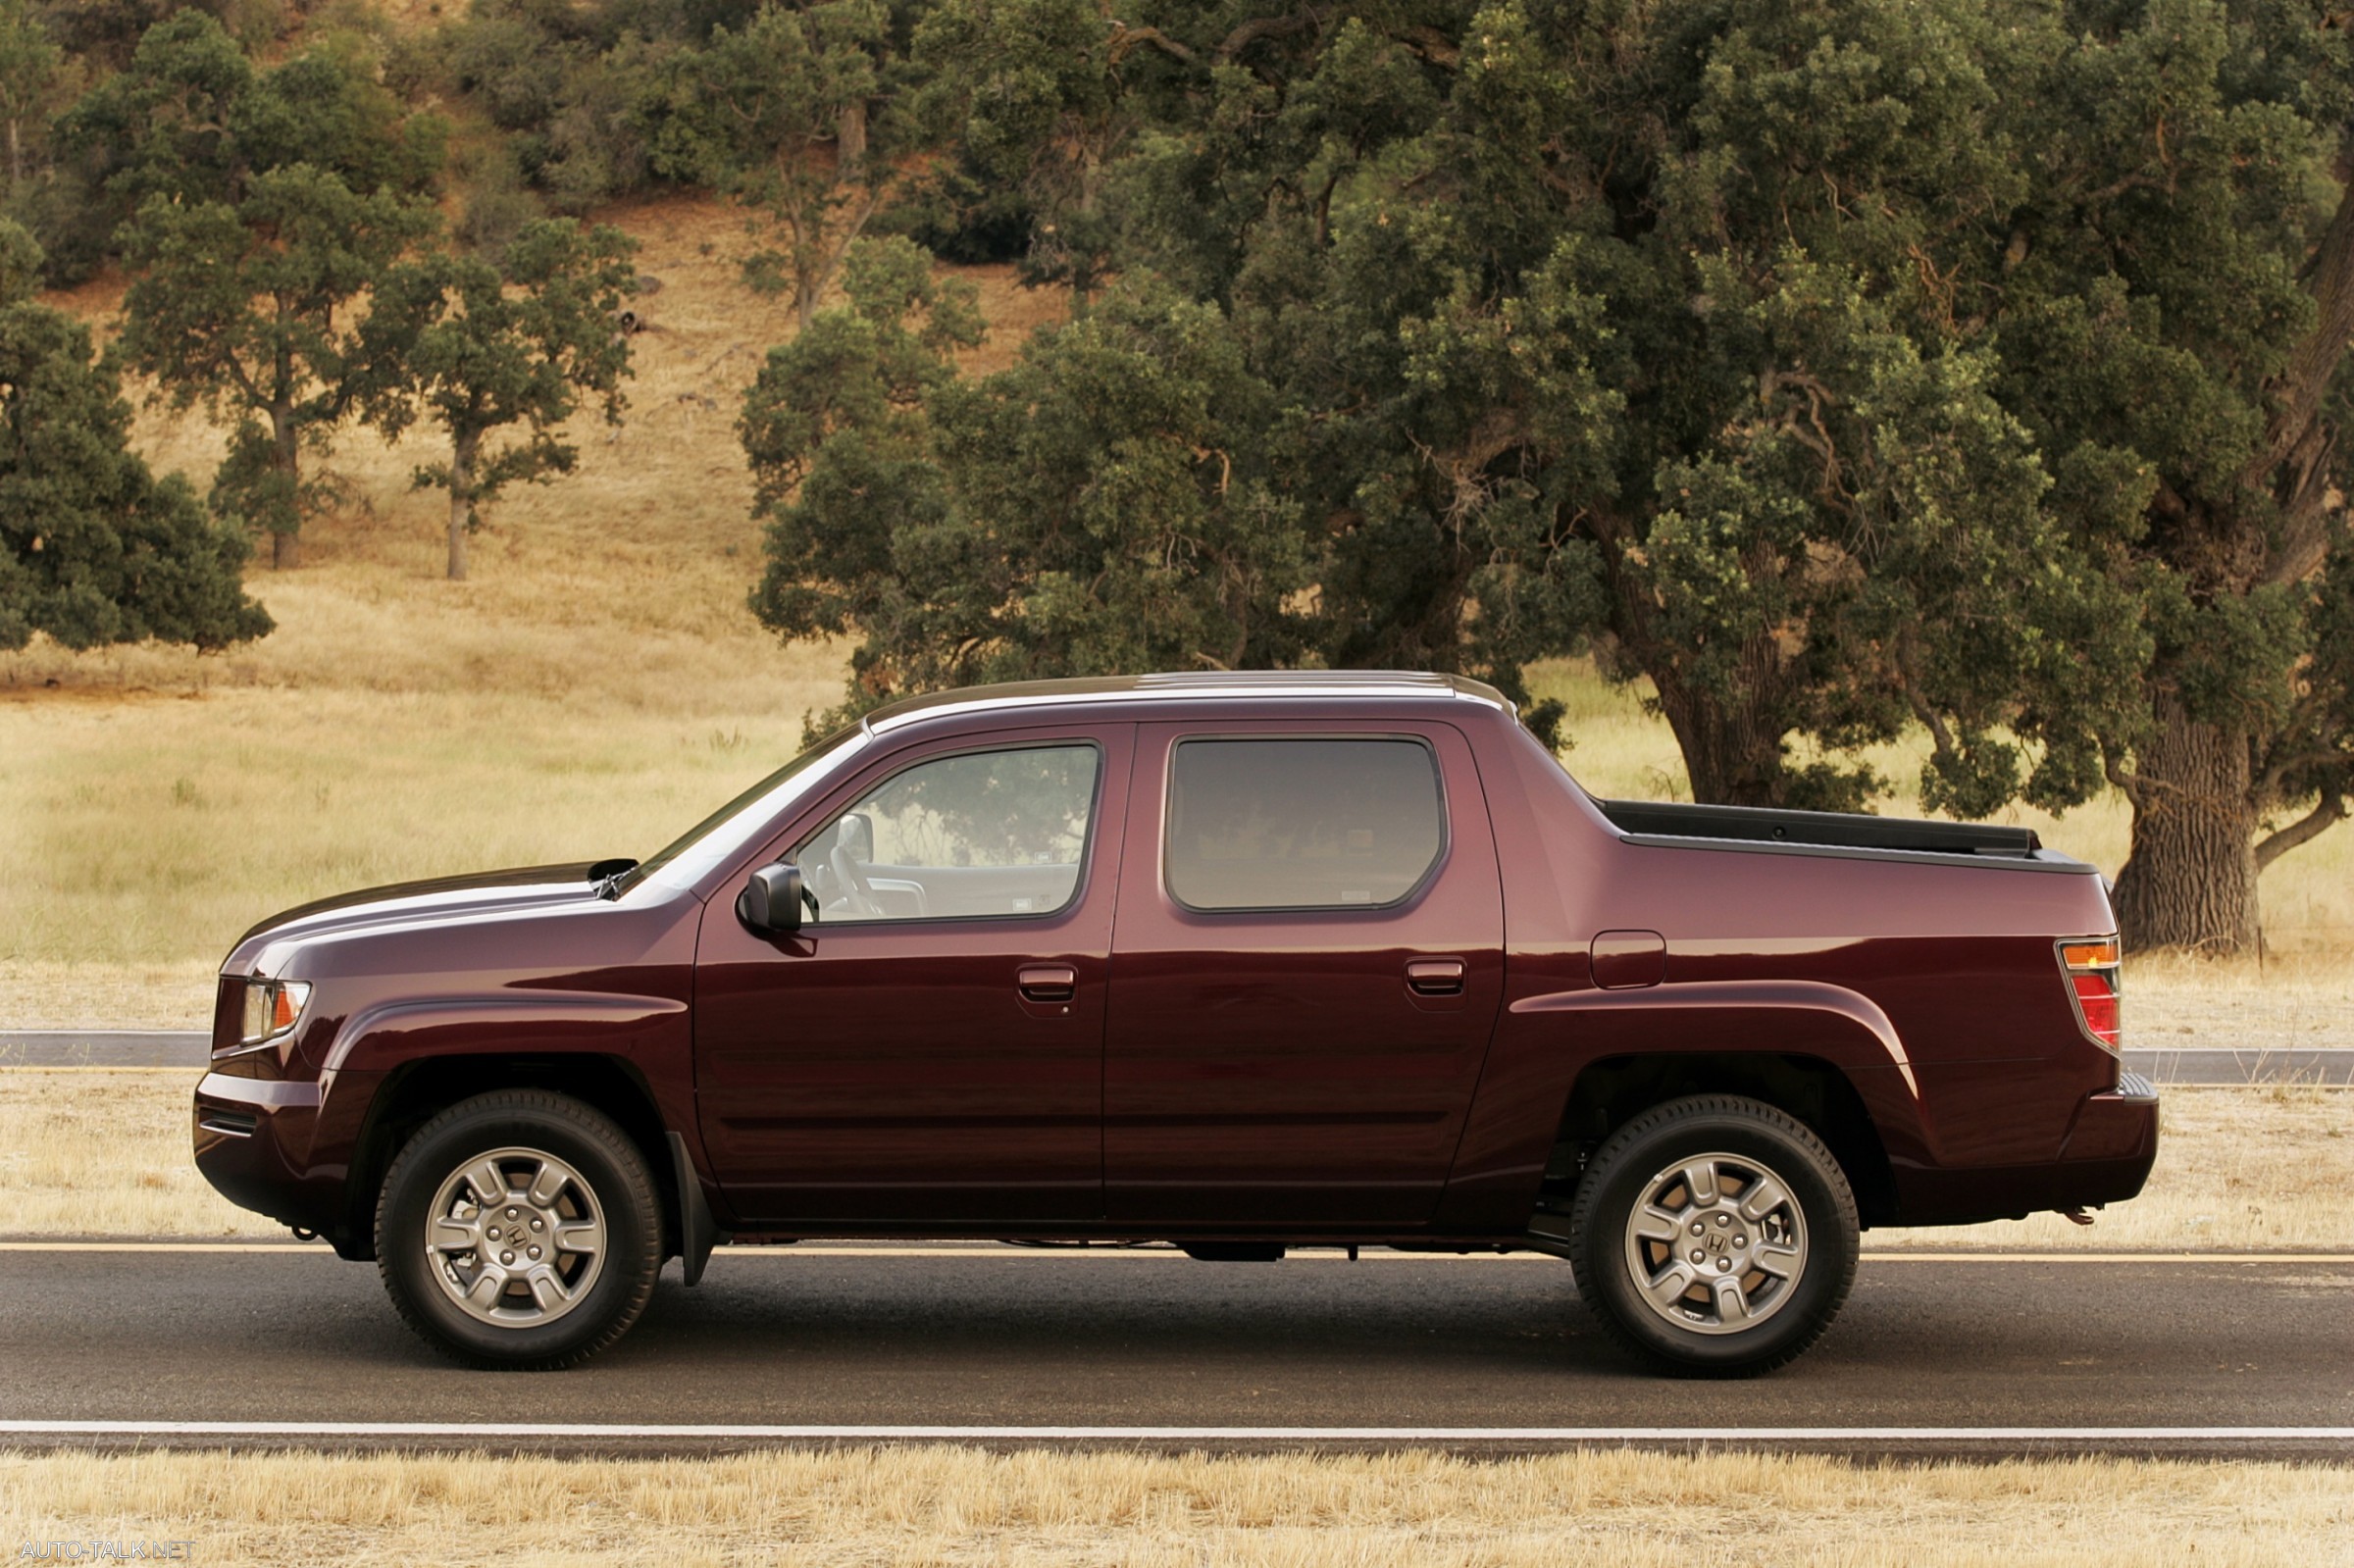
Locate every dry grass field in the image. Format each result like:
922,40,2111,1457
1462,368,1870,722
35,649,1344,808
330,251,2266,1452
1,1068,2342,1248
0,195,1063,1028
2,1445,2349,1567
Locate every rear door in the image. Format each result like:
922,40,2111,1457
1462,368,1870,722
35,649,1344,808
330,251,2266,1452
695,725,1131,1223
1103,720,1505,1225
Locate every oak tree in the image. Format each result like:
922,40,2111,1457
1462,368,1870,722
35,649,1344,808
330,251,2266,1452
0,221,268,653
0,0,60,199
759,0,2354,950
643,0,910,329
90,14,443,568
744,240,1308,727
365,219,639,581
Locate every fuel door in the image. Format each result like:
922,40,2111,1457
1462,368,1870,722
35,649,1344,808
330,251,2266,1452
1590,929,1666,989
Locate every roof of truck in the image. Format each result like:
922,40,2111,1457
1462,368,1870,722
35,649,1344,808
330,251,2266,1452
861,671,1517,734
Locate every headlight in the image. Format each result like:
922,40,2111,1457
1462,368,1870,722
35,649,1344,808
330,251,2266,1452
238,978,312,1045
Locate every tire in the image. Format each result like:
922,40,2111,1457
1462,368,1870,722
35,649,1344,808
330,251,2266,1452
1565,1094,1858,1377
376,1089,663,1370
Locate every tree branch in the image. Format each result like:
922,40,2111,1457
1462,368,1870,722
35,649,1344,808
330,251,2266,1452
2254,789,2350,872
2240,140,2354,497
1397,25,1460,70
2103,752,2149,808
1106,25,1194,67
1107,10,1321,70
2255,739,2352,802
1214,9,1321,64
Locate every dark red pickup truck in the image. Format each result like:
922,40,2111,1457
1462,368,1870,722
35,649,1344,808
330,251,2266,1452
194,673,2156,1375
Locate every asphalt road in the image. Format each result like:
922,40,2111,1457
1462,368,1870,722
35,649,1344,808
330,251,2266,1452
2,1243,2348,1458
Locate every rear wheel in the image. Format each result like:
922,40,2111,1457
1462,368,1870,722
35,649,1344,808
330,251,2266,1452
376,1090,662,1369
1566,1094,1858,1377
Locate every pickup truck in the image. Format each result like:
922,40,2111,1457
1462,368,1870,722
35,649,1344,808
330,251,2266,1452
193,672,2157,1376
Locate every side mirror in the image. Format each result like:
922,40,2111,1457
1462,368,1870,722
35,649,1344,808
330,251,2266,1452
737,861,807,936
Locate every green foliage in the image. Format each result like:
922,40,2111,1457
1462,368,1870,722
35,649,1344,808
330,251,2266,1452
118,162,436,554
2289,522,2354,820
745,246,1309,729
0,206,36,299
909,0,1129,300
742,0,2349,942
364,218,640,577
739,234,980,510
642,0,913,324
93,14,444,562
912,280,1311,681
32,2,286,73
55,11,441,259
427,0,671,218
0,272,268,653
0,0,63,200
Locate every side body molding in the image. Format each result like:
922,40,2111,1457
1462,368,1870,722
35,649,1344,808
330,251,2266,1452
1508,978,1918,1091
324,992,690,1075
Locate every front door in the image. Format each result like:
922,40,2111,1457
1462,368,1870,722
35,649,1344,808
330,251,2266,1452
695,727,1130,1224
1104,721,1505,1226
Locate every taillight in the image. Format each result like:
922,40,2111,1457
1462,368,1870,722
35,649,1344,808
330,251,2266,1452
2057,936,2123,1051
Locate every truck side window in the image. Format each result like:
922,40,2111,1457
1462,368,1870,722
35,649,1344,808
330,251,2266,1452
1164,737,1446,912
795,743,1100,924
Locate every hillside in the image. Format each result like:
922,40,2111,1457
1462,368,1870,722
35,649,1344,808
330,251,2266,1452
2,194,2350,1030
0,193,1081,1023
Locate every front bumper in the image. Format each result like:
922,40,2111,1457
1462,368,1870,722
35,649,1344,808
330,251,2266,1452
192,1072,337,1235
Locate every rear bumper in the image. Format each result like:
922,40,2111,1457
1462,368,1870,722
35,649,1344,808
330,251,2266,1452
2049,1068,2161,1208
192,1072,340,1236
1887,1070,2160,1226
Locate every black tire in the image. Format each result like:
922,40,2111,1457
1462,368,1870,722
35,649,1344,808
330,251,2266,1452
1565,1094,1858,1377
376,1089,663,1370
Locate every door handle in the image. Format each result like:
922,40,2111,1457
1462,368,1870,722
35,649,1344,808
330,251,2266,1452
1406,958,1466,996
1017,964,1077,1003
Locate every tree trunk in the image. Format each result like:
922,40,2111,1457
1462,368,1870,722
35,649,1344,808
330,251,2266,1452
2112,694,2263,954
1644,643,1791,807
447,489,470,582
1651,687,1786,805
7,118,20,194
269,407,301,571
446,430,479,582
837,99,867,176
1592,520,1794,807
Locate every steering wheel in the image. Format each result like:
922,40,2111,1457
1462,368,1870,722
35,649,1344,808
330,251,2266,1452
830,841,884,919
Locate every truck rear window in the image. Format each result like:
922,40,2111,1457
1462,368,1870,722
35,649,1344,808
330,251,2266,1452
1164,737,1446,912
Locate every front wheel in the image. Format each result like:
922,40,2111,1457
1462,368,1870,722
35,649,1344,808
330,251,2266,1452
376,1089,663,1369
1565,1094,1858,1377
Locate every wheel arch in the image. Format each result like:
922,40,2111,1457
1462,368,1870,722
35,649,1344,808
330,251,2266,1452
1544,1053,1899,1229
341,1052,677,1262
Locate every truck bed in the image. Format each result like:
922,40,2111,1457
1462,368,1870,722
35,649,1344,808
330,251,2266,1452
1595,798,2042,858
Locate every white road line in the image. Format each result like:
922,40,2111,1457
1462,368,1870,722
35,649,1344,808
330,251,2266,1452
1,1240,2349,1263
0,1420,2346,1443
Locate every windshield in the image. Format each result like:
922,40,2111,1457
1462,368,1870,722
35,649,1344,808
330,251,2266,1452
617,722,872,897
